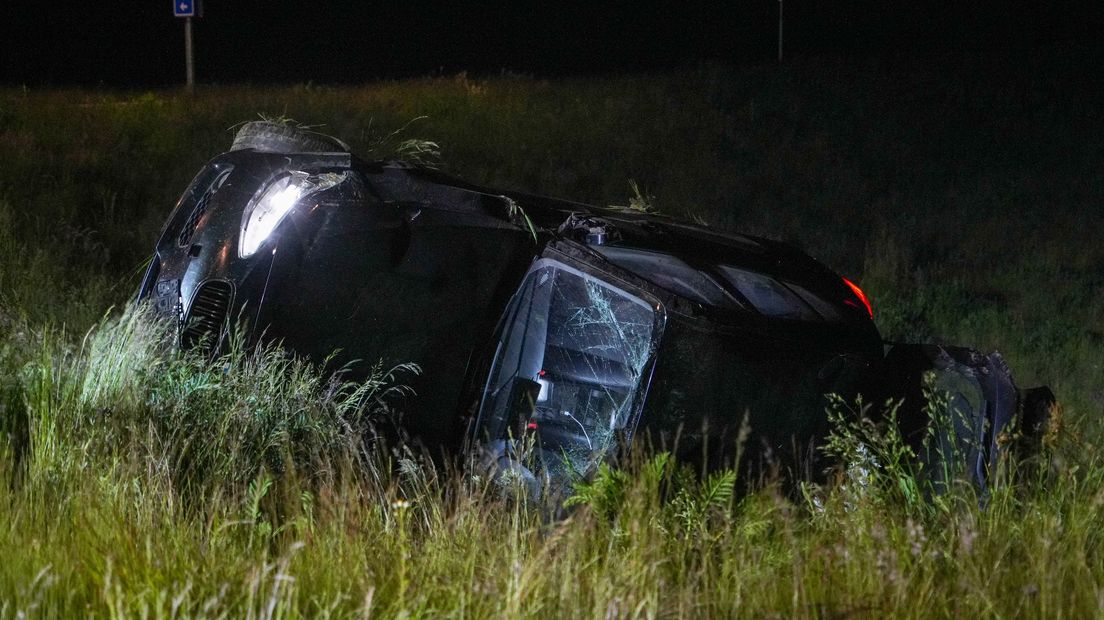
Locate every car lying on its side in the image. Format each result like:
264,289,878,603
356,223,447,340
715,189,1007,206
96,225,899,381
138,122,1054,493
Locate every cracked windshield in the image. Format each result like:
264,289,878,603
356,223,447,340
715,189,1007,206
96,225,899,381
478,259,659,484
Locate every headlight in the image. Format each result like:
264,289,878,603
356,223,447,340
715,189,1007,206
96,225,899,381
238,171,348,257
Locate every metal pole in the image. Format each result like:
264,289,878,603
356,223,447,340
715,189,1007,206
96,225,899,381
777,0,784,63
185,17,195,91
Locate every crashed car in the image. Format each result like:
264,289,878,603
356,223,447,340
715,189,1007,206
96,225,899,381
138,122,1054,493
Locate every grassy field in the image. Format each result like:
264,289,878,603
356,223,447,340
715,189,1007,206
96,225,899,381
1,50,1102,616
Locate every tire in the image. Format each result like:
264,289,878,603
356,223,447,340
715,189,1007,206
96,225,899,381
229,121,350,154
882,344,1044,495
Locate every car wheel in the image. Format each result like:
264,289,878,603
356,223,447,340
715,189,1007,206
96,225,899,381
229,121,350,154
882,344,1055,496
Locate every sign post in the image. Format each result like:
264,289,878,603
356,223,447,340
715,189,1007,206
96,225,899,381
777,0,784,63
174,0,196,91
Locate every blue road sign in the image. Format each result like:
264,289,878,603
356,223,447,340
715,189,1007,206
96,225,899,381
174,0,195,17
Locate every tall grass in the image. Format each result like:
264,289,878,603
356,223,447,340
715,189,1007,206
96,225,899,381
1,307,1100,617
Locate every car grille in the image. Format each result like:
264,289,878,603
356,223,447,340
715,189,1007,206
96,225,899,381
180,280,234,350
178,170,231,247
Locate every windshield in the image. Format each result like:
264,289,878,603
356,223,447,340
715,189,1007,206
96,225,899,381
476,259,660,489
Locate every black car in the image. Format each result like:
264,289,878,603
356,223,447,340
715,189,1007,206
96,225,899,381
138,122,1054,493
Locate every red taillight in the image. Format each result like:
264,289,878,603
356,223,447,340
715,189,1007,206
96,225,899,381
842,277,873,319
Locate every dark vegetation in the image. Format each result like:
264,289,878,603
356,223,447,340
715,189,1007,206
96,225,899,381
0,50,1102,615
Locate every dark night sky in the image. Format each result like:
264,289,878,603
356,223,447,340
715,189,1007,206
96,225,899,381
2,1,1101,87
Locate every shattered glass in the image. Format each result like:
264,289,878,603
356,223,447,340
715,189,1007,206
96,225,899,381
477,259,659,489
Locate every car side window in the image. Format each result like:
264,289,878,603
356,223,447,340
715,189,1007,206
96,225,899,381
594,246,741,309
716,265,820,321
